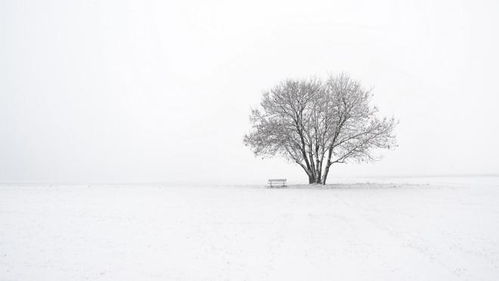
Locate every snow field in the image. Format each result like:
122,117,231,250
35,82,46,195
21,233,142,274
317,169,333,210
1,178,499,280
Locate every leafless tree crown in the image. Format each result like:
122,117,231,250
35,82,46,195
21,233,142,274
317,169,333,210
244,74,397,184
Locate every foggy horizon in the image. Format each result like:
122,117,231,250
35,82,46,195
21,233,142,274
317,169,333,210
2,0,498,184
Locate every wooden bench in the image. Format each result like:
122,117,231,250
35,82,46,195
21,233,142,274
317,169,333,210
268,179,287,188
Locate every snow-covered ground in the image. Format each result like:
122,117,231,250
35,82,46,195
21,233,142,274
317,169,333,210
1,177,499,280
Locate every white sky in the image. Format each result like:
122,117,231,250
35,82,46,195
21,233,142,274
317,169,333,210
1,0,498,184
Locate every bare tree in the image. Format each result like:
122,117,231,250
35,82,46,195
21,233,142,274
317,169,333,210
244,74,397,184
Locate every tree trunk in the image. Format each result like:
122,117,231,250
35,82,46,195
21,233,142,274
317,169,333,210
315,177,322,184
308,174,316,184
316,160,322,184
307,174,326,184
321,163,332,185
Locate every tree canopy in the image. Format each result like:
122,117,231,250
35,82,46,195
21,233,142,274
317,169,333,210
244,74,397,184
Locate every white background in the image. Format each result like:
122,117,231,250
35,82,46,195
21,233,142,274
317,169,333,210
1,0,498,184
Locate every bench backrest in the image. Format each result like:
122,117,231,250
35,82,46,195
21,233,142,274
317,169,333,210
268,179,286,182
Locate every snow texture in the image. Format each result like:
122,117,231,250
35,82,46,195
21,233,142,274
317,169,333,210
1,177,499,280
